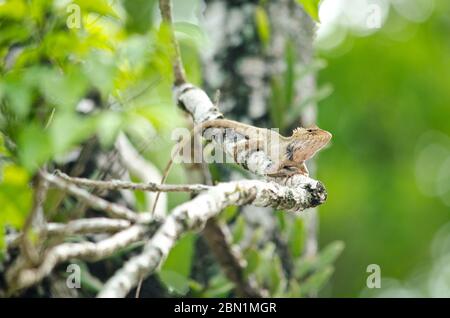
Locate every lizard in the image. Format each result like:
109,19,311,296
150,118,332,214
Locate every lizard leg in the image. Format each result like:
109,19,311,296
230,139,309,178
265,160,294,177
266,160,308,177
297,161,309,176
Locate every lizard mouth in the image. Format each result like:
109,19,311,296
323,131,332,141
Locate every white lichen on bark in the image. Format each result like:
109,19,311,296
7,225,148,292
98,177,325,297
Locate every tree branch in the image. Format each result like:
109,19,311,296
98,177,326,297
7,218,132,249
159,0,186,85
202,218,268,297
47,218,132,236
41,172,147,223
20,172,48,265
7,224,149,293
54,170,211,194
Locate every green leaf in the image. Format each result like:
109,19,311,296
0,133,7,155
38,68,88,110
188,279,204,293
300,266,334,295
0,24,29,49
49,112,96,156
2,80,33,119
297,59,328,79
276,212,287,231
83,52,117,95
221,205,238,223
254,6,271,47
17,123,52,172
317,241,345,268
203,274,234,298
123,0,156,34
244,249,260,275
162,233,195,277
97,111,123,148
0,0,26,20
287,279,302,297
0,163,32,252
179,41,202,86
268,256,286,294
74,0,118,17
159,233,195,295
294,240,344,279
255,243,287,294
130,101,180,132
117,36,152,70
28,0,52,25
174,22,208,48
296,0,320,22
232,215,246,244
295,258,315,279
288,217,305,258
159,270,190,295
41,31,79,62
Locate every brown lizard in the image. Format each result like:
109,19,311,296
151,118,332,214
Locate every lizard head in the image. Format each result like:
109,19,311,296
289,126,332,161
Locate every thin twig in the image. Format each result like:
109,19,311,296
159,0,186,85
7,218,132,249
21,172,48,265
41,171,142,223
116,133,168,218
7,224,148,293
54,170,211,193
46,218,131,235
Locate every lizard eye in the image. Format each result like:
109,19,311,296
307,129,314,133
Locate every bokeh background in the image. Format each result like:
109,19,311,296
315,0,450,297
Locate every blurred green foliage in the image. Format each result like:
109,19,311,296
317,1,450,297
2,0,445,299
0,0,191,263
254,5,270,48
297,0,320,22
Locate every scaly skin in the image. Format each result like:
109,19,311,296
151,119,332,214
200,119,332,176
